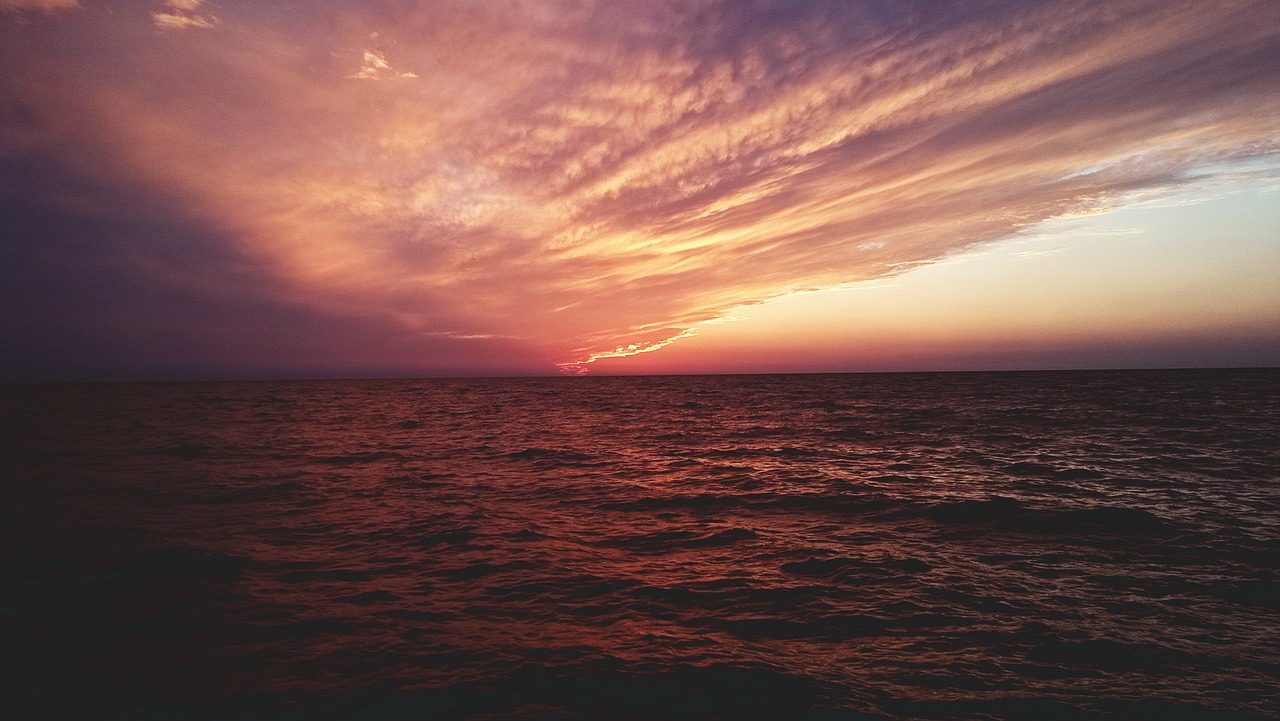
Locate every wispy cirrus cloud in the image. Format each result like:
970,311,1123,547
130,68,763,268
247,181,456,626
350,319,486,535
1,0,1278,377
152,0,215,30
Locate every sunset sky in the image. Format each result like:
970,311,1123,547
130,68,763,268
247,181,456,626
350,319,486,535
2,0,1277,380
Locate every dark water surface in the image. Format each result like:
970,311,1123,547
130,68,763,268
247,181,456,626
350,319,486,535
3,369,1279,720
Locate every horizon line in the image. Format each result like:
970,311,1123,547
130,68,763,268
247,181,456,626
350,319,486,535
4,364,1277,387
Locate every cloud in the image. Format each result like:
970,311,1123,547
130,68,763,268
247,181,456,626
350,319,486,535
1013,247,1071,260
0,0,78,12
152,0,215,30
2,0,1278,377
349,49,417,80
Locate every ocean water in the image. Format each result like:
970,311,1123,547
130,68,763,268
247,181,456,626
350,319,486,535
3,369,1278,720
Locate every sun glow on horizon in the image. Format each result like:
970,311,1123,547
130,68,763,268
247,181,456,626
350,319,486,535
556,328,702,375
586,175,1280,375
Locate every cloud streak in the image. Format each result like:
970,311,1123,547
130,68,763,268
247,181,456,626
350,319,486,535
2,0,1278,377
152,0,215,30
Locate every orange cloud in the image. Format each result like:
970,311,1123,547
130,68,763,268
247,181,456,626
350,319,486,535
2,0,1277,375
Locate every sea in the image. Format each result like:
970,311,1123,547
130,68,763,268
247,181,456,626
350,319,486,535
2,369,1278,720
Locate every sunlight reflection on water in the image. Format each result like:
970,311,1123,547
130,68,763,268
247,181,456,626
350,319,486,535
4,369,1279,719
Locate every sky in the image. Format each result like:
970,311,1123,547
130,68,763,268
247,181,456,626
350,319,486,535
1,0,1277,381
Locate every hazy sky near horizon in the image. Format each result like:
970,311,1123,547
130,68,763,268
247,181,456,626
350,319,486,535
2,0,1278,380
